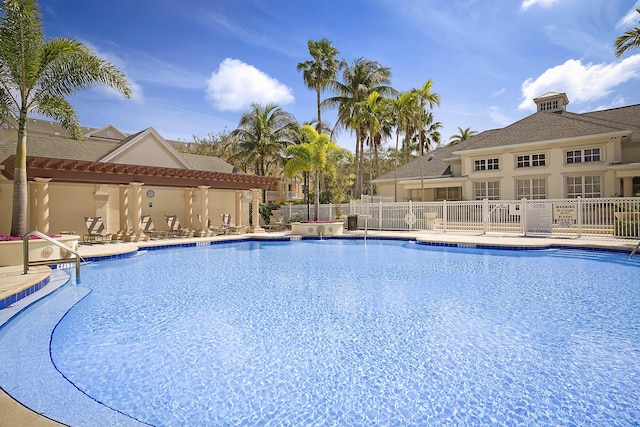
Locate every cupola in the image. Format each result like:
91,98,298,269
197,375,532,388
533,92,569,113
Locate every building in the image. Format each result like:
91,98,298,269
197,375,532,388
0,119,278,238
374,92,640,201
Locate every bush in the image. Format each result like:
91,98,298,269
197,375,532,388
614,220,639,237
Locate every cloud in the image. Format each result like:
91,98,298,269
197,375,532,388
486,106,512,126
83,41,143,103
617,3,640,28
518,56,640,110
205,58,294,111
521,0,558,10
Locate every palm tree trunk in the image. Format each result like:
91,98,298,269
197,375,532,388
314,170,320,221
10,112,29,236
394,132,399,202
353,132,360,196
316,85,322,132
369,134,374,196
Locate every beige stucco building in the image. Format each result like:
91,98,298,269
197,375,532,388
374,92,640,201
0,119,278,238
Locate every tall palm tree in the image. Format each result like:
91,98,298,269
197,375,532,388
229,103,297,176
285,125,353,220
449,127,477,145
323,57,397,197
615,7,640,58
297,39,343,132
0,0,131,237
356,91,392,195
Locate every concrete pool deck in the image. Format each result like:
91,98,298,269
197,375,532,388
1,230,638,426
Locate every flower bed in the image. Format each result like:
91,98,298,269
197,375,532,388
0,234,80,267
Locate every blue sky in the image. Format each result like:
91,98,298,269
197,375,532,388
40,0,640,152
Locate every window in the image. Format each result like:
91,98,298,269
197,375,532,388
566,148,601,164
516,178,547,199
516,153,546,168
474,181,500,200
435,187,461,201
474,158,499,171
540,100,558,111
567,176,601,198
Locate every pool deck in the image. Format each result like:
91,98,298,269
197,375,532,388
1,229,638,426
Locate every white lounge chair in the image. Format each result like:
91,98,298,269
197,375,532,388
164,215,194,237
221,214,249,234
83,216,111,244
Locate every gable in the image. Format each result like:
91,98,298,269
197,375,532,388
99,127,192,169
84,124,126,141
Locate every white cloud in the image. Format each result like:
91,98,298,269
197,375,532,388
518,56,640,110
521,0,558,11
83,41,143,103
617,3,640,29
486,106,512,126
205,58,294,111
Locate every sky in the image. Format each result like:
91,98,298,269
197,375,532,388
38,0,640,153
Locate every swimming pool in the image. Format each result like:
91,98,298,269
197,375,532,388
1,239,639,426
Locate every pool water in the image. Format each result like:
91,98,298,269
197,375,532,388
35,241,640,424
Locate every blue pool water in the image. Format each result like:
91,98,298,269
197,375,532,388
6,239,640,425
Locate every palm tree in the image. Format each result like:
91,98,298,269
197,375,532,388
615,7,640,58
229,103,297,176
356,91,392,195
323,57,397,197
297,39,343,132
449,127,477,145
390,91,415,201
285,125,353,220
0,0,131,237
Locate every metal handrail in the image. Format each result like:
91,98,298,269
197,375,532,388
23,231,83,279
631,241,640,259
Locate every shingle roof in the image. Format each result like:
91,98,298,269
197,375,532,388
376,104,640,181
0,126,235,174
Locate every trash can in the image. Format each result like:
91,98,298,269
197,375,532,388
347,214,358,231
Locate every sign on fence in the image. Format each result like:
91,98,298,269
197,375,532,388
526,203,552,234
553,203,578,228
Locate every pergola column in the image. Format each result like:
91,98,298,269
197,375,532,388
184,188,193,229
235,190,244,227
251,188,264,233
118,185,129,232
623,177,634,197
128,182,144,241
197,186,209,237
33,177,51,234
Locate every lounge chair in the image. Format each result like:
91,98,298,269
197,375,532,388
221,213,249,234
164,215,194,237
196,214,225,235
83,216,111,244
259,215,284,232
142,215,168,239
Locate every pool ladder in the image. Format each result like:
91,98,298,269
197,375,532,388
23,230,85,280
631,240,640,258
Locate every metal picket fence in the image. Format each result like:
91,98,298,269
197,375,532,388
276,197,640,240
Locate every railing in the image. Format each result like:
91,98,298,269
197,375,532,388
23,231,83,280
277,197,640,240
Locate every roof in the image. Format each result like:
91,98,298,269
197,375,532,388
375,136,478,181
376,103,640,181
0,118,271,189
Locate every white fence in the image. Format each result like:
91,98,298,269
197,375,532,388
276,197,640,240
